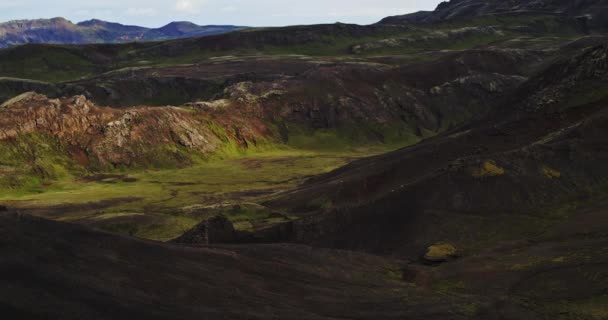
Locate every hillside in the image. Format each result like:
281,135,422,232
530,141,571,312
379,0,608,30
266,44,608,255
0,17,244,48
0,0,608,319
3,202,607,320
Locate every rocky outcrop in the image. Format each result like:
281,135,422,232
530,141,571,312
198,55,527,136
0,46,531,176
521,44,608,111
0,93,268,169
172,215,237,244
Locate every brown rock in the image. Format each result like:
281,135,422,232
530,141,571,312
172,215,236,245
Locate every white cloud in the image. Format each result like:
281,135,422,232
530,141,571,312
0,3,23,9
175,0,207,14
125,7,157,17
73,9,114,19
220,6,237,13
327,7,417,18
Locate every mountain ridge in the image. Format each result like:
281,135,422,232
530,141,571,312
379,0,608,30
0,17,246,48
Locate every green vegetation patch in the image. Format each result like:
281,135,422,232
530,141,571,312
285,122,422,152
0,133,79,192
0,146,398,241
472,161,505,178
542,166,562,179
0,45,97,82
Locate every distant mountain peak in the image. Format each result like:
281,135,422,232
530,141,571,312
0,18,245,48
162,21,199,27
77,19,111,26
155,21,202,36
1,17,72,27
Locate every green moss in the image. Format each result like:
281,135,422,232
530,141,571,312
538,296,608,319
385,269,403,282
433,280,467,295
542,166,562,179
0,45,97,82
102,222,139,236
224,204,272,222
0,133,78,191
456,302,480,318
0,147,386,240
285,122,421,152
135,216,200,241
307,196,333,210
563,82,608,110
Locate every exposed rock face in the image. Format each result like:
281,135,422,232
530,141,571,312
0,44,534,173
197,55,526,134
172,215,237,244
0,93,269,168
521,44,608,111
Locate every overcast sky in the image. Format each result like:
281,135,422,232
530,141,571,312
0,0,442,27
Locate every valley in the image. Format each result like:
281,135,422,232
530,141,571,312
0,147,398,241
1,0,608,319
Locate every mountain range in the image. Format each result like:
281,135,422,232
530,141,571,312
0,17,245,48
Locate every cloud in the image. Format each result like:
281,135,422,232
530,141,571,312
175,0,207,14
74,9,114,18
220,6,237,13
125,7,157,17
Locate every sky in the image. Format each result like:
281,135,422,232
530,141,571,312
0,0,443,27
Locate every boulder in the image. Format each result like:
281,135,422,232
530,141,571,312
423,243,458,263
172,215,236,245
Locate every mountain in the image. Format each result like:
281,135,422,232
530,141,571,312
0,17,245,48
379,0,608,30
142,21,243,40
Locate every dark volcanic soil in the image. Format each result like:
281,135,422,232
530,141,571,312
264,44,608,259
0,213,416,320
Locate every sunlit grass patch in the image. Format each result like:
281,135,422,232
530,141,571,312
472,161,505,178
